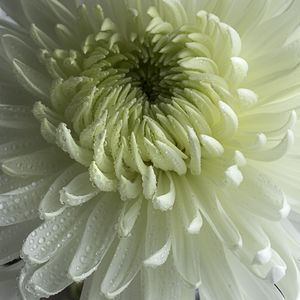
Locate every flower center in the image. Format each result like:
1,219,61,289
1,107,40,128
33,7,257,206
129,59,169,103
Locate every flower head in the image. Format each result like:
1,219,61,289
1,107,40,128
1,0,300,299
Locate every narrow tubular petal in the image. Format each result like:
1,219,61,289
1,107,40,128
153,171,175,211
0,0,29,27
19,264,40,300
0,136,45,162
12,59,50,99
190,179,242,250
118,175,141,201
89,161,117,192
247,130,294,161
2,34,38,68
27,236,79,298
46,0,76,29
68,193,121,281
0,172,32,194
101,206,146,299
144,202,171,268
171,217,202,287
30,23,58,51
214,101,238,139
224,165,243,187
0,219,39,264
60,171,99,206
118,196,142,237
174,177,203,235
199,224,243,300
234,166,290,220
225,250,284,300
266,223,300,300
0,178,52,226
21,0,59,33
0,104,37,129
1,147,67,177
56,123,93,167
22,203,92,264
226,208,272,266
225,57,248,88
200,134,224,157
39,163,84,219
251,250,286,284
117,272,143,300
144,257,195,300
79,239,119,300
187,127,201,175
243,0,300,58
170,180,202,287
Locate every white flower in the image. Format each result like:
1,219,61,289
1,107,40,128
1,0,300,299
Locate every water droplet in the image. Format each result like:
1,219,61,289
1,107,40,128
38,237,45,244
80,256,87,263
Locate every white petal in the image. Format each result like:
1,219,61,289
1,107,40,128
27,237,78,298
225,57,248,88
247,130,294,162
0,104,37,129
224,165,243,187
30,23,58,50
89,161,117,192
0,172,32,194
0,0,29,27
190,179,242,250
2,34,38,68
118,196,142,237
199,224,243,300
228,209,272,266
170,192,202,287
22,204,92,264
46,0,76,29
0,219,38,264
69,193,121,281
225,250,284,300
144,257,195,300
200,134,224,157
118,272,143,300
235,166,290,220
56,123,93,167
0,136,45,162
19,264,39,300
214,101,238,139
101,206,146,298
173,176,203,234
0,178,52,226
153,171,175,211
118,175,141,201
12,59,50,100
79,239,118,300
60,171,99,206
251,250,286,284
187,127,201,175
39,163,84,219
1,147,68,178
144,202,171,268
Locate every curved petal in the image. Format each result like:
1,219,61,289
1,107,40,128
101,205,146,298
68,192,121,281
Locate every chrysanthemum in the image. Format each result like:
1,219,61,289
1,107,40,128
1,0,300,299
